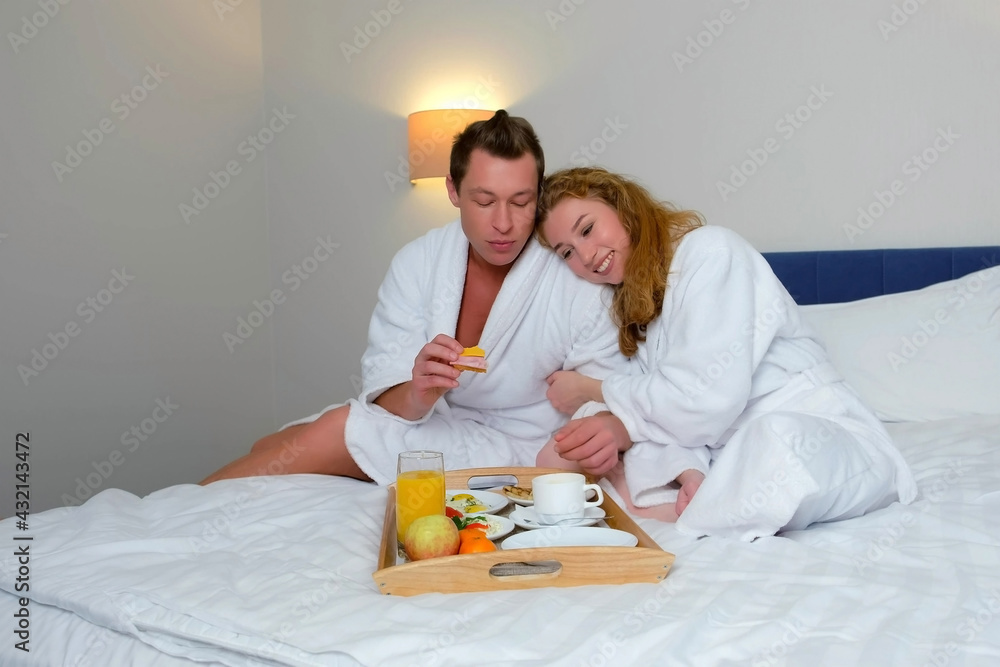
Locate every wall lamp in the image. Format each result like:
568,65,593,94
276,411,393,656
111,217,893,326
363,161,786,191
407,108,495,182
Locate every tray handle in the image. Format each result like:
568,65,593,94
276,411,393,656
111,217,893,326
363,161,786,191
487,560,563,582
444,466,585,489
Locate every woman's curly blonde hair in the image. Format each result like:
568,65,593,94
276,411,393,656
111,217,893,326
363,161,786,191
536,167,703,357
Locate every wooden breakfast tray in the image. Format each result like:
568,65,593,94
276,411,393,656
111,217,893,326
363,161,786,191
372,467,675,596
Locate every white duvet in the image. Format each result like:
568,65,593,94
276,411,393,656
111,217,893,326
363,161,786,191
3,416,1000,667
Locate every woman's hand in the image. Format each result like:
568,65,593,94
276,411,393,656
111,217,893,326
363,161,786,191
551,412,632,476
674,469,705,516
545,370,603,415
374,334,464,420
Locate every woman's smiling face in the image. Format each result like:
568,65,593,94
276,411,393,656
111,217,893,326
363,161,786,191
542,196,631,285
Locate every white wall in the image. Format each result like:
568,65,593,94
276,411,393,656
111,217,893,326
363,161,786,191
3,0,998,511
262,0,1000,427
0,0,274,511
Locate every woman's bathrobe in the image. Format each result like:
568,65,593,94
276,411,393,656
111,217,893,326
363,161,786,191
600,225,918,540
286,220,625,485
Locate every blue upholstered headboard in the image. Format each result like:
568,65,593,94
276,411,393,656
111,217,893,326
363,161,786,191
761,246,1000,305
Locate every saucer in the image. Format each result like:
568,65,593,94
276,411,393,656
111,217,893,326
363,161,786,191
509,506,606,530
501,527,637,550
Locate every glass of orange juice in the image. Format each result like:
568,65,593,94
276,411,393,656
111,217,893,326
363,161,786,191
396,451,445,543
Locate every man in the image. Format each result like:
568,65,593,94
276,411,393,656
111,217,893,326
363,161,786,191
201,111,631,486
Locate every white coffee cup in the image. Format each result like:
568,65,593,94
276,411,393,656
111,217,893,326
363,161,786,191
532,472,604,524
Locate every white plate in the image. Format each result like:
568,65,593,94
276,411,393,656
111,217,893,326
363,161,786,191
501,527,638,550
509,506,606,530
459,514,515,541
497,486,598,507
446,490,508,515
497,485,534,506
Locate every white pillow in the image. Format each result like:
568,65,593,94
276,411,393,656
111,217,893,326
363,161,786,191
799,265,1000,422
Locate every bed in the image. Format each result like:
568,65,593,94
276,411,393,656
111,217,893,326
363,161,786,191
2,244,999,667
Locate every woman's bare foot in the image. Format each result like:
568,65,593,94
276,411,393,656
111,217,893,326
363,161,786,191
604,461,680,522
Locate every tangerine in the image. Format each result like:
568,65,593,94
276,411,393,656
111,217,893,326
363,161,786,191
459,527,487,543
459,535,497,554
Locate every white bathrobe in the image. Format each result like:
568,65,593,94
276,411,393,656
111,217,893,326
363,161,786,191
601,226,918,540
287,220,625,484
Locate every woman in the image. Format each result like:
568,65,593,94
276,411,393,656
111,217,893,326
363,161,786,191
535,167,916,540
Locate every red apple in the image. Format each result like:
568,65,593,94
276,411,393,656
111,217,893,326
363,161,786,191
404,514,460,561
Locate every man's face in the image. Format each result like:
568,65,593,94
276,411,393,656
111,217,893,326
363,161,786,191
447,149,538,267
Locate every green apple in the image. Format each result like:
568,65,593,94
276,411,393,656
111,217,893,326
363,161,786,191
404,514,460,561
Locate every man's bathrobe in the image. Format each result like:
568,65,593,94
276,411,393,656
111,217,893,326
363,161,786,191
600,226,918,540
286,220,624,485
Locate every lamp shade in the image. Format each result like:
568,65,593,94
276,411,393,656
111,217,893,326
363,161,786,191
407,109,495,181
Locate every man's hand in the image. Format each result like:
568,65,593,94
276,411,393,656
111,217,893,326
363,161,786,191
552,412,632,476
374,334,464,420
675,469,705,516
545,370,603,415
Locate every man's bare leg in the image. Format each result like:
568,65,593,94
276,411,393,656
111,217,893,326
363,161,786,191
199,406,371,485
248,423,307,453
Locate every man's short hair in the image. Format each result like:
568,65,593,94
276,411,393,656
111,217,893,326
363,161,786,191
449,110,545,194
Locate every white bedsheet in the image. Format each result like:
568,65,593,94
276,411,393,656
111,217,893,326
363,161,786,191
3,416,1000,667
